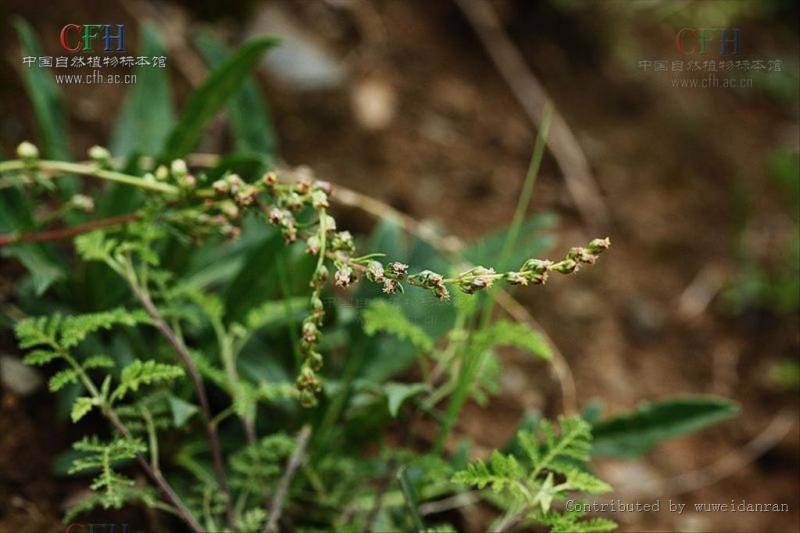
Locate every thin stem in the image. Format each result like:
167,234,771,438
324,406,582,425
263,424,312,533
141,406,160,472
104,408,204,533
0,159,179,194
131,280,236,529
435,104,553,453
0,213,139,247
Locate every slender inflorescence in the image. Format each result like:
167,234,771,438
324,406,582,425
3,142,610,406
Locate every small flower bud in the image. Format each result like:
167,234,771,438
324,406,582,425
235,185,257,206
268,207,286,225
170,159,188,178
302,321,319,344
551,259,579,274
413,270,449,300
284,192,305,211
296,364,321,394
588,237,611,254
366,261,385,283
311,190,329,209
334,265,354,288
282,225,297,244
262,171,278,187
386,262,409,279
228,174,243,194
220,202,239,219
311,296,324,314
331,231,354,252
321,214,337,231
212,179,230,195
506,272,528,286
298,389,318,408
458,266,496,294
180,174,197,189
70,194,95,213
306,235,321,255
382,279,402,294
314,180,333,194
296,178,312,194
88,145,110,163
17,141,39,160
155,165,169,181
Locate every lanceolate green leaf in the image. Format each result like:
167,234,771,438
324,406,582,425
591,395,740,458
13,18,75,196
111,22,174,158
162,36,279,160
194,31,278,158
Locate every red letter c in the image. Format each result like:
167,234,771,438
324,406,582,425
59,24,81,53
676,27,697,55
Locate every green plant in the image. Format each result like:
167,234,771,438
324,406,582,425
453,417,615,532
0,24,739,533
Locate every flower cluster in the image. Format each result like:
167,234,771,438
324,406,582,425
5,144,610,407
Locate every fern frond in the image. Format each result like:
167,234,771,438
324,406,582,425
49,369,78,391
540,508,617,533
22,348,60,366
451,450,525,495
15,315,61,349
529,416,593,476
471,320,552,360
75,231,119,265
453,416,616,531
60,308,147,348
82,355,116,369
362,300,434,352
71,397,96,423
111,360,184,402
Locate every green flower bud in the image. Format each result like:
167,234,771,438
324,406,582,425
170,159,188,178
88,145,110,163
17,141,39,160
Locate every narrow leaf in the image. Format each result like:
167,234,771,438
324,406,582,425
592,396,740,457
162,36,279,160
194,30,278,157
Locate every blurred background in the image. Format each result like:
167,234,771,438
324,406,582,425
0,0,798,531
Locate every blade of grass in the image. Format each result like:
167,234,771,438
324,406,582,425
161,36,279,160
434,103,553,453
193,30,278,159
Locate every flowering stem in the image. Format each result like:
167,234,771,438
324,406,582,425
0,159,180,194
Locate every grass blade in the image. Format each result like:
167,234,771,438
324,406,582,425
193,30,278,159
162,36,279,160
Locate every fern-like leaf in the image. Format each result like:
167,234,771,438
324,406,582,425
71,397,96,423
68,436,147,510
60,308,147,348
472,320,552,360
453,416,615,531
49,369,78,391
111,360,184,402
362,300,434,352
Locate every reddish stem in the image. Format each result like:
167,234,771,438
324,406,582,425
0,213,139,247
